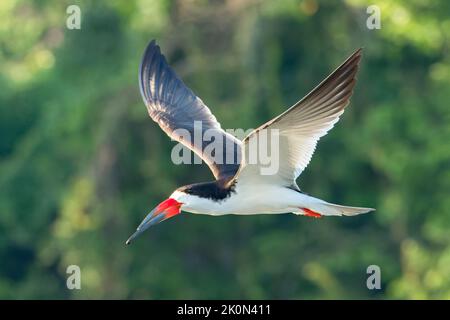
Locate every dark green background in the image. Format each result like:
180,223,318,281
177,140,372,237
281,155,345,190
0,0,449,299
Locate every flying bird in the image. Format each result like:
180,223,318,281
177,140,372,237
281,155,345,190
126,40,374,245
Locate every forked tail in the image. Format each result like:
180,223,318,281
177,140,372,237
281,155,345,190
295,198,375,217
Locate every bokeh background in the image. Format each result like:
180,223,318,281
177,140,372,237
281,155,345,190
1,0,449,299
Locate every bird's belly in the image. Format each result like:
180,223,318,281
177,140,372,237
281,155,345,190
183,185,309,215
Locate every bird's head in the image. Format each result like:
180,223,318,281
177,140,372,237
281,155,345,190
125,191,188,245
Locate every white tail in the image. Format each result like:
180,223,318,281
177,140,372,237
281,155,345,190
316,202,375,216
294,196,375,217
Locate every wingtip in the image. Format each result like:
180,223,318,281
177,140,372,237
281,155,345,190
350,47,363,60
356,47,363,57
144,39,160,56
343,47,363,70
139,39,164,103
148,39,158,49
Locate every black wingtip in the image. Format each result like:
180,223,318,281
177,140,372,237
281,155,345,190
141,39,160,63
139,39,163,104
341,47,363,70
349,47,363,60
147,39,158,52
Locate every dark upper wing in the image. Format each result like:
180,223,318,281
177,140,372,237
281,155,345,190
234,49,362,186
139,40,241,180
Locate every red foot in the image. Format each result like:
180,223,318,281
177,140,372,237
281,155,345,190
302,208,323,218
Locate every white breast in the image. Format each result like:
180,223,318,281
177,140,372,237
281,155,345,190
171,183,314,216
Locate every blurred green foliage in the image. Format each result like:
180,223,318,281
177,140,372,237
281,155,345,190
0,0,449,299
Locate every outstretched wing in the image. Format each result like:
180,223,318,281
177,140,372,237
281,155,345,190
139,40,241,180
234,49,362,186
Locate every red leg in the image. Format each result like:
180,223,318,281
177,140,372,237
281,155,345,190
302,208,323,218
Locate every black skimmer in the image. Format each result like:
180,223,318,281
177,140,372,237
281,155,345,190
126,40,374,245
